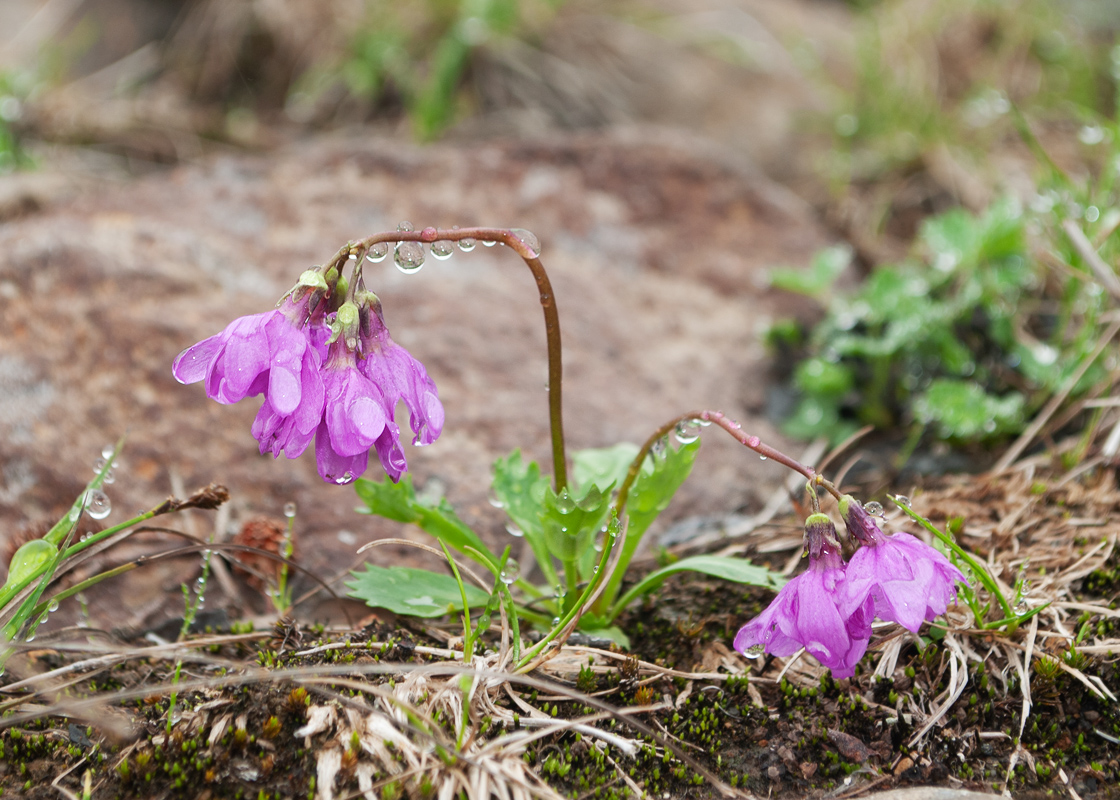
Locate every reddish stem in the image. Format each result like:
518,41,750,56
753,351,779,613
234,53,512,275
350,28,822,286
336,227,568,491
613,410,840,519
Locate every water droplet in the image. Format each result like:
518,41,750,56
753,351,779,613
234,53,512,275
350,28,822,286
674,420,701,444
47,600,59,612
505,524,523,538
25,632,35,643
366,242,389,263
509,228,541,257
864,501,884,516
746,435,760,448
488,494,505,509
895,496,911,508
68,507,80,522
651,438,667,457
397,221,414,232
555,491,576,514
101,444,115,460
394,241,425,274
759,455,767,461
93,457,106,473
334,472,353,485
430,240,454,260
698,419,712,427
458,237,476,252
744,644,765,659
551,617,561,626
592,565,599,574
283,502,297,518
482,239,497,247
499,559,521,585
86,489,111,520
103,469,115,485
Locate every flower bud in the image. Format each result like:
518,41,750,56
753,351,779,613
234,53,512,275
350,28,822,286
839,495,882,545
803,512,841,560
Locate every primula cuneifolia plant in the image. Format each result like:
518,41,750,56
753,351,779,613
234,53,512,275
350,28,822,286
171,223,1026,674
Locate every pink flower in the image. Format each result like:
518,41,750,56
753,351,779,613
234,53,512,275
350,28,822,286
173,272,444,485
358,297,444,447
735,514,873,679
839,496,966,633
314,331,390,484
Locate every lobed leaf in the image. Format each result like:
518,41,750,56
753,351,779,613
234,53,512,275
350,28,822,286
346,565,490,618
355,475,497,568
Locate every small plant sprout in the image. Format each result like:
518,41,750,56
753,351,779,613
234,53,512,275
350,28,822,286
0,440,229,670
172,223,1014,679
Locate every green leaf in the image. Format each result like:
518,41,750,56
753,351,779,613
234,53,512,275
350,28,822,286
609,555,784,621
354,475,497,568
346,565,490,618
793,358,854,398
627,440,700,538
578,625,631,649
912,379,1024,440
572,443,640,493
491,451,549,540
598,439,701,612
490,450,560,586
770,245,851,299
541,483,613,563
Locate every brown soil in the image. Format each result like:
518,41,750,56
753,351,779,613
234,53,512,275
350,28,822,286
2,466,1119,800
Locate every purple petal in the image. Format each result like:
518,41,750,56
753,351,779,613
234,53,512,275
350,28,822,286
791,570,853,671
374,421,408,482
324,368,387,457
265,315,310,416
359,336,444,447
203,314,273,404
173,334,223,385
315,421,368,484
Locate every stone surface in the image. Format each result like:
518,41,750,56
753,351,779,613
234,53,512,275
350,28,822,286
0,128,832,628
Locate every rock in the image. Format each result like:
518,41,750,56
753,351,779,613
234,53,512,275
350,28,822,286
864,789,1001,800
0,129,832,630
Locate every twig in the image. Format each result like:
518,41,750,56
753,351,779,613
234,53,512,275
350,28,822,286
993,317,1120,472
1062,219,1120,301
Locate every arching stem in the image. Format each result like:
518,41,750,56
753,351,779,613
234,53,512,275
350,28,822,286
612,409,841,522
339,227,569,492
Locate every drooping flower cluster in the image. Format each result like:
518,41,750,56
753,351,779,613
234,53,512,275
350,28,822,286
735,496,966,678
173,266,443,484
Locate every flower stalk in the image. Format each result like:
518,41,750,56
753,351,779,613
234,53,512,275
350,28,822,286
339,226,568,491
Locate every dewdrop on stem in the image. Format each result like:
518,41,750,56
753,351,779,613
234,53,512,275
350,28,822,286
366,242,389,263
394,241,425,274
674,419,701,444
499,559,521,585
85,489,111,520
